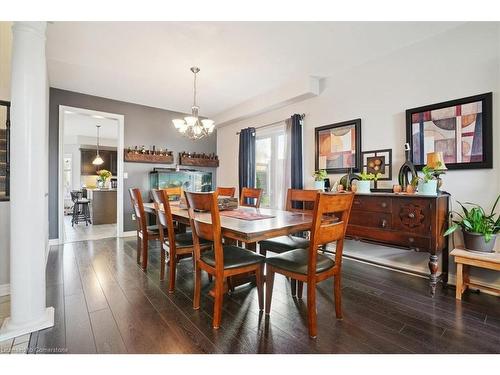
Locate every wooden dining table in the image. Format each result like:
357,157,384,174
143,201,313,245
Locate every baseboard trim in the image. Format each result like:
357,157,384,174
0,283,10,297
121,231,136,237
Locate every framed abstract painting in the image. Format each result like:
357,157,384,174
406,93,493,170
315,119,361,173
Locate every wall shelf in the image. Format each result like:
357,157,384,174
124,150,174,164
179,153,219,168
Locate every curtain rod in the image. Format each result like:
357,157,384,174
236,113,305,135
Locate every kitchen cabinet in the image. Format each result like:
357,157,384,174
80,148,117,176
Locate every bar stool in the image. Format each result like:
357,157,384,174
70,190,91,226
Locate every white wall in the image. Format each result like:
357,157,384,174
0,22,12,291
217,22,500,288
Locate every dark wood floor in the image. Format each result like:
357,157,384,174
28,237,500,354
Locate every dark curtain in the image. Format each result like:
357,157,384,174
238,127,256,196
290,114,303,189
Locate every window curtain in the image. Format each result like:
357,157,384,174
238,127,256,196
285,114,304,208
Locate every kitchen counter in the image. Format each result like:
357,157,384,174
88,189,117,225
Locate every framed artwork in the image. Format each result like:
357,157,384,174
406,92,493,170
315,119,362,173
361,148,392,189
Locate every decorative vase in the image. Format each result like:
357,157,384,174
418,180,438,195
97,179,105,189
357,180,371,194
463,231,497,253
314,180,325,191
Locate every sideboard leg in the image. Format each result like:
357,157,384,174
428,254,439,296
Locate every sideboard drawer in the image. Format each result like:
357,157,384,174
352,195,392,213
392,198,432,236
349,212,392,230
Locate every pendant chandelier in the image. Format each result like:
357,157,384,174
172,67,215,140
92,124,104,165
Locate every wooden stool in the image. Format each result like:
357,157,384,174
451,248,500,300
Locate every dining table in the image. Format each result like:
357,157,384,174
142,201,314,291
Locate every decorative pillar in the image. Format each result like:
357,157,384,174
0,21,54,341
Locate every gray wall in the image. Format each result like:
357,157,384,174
49,88,217,239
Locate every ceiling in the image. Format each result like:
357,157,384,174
63,111,118,141
47,22,463,118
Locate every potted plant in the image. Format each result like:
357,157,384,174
444,194,500,252
313,170,328,190
411,164,443,195
96,169,112,189
356,172,380,194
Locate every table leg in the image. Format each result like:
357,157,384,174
456,263,463,300
428,254,438,296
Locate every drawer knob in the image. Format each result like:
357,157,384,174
408,212,415,218
381,202,387,208
408,237,415,243
354,200,361,205
381,219,387,228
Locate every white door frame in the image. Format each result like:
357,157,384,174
58,105,125,243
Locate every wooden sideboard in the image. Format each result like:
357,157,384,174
346,192,450,295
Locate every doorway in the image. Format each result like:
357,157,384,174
58,105,125,243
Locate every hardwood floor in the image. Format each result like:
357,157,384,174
26,237,500,354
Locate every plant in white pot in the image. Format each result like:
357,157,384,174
444,194,500,253
412,165,439,195
312,170,328,190
356,172,380,194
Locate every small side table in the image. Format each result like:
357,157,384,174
450,248,500,300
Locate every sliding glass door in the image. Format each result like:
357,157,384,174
255,124,286,209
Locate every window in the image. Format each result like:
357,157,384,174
255,124,286,209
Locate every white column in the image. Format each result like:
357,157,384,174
0,21,54,341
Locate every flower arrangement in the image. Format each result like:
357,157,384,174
97,169,112,182
313,169,328,181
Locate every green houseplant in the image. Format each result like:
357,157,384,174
411,164,443,195
96,169,112,188
356,172,380,194
313,170,328,190
444,194,500,252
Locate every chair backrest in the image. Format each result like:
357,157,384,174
151,189,176,248
285,189,318,213
184,191,224,272
129,188,147,232
163,186,182,200
240,187,263,208
216,186,236,198
308,192,354,277
71,190,82,203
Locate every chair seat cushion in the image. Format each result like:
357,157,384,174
173,232,211,248
200,245,265,270
76,199,90,204
266,248,335,275
259,235,310,254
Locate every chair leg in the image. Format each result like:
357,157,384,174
297,281,304,299
141,236,148,271
136,235,141,264
291,279,297,296
160,247,166,281
307,281,317,338
193,263,201,310
168,250,176,293
213,276,224,329
255,263,264,311
265,267,275,315
334,275,342,319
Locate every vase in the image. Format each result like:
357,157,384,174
97,180,105,189
357,180,371,194
418,180,437,195
314,180,325,191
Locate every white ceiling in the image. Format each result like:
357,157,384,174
63,111,118,141
47,22,463,118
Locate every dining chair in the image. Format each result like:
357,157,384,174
129,188,160,270
265,192,354,338
259,188,318,297
216,186,236,197
151,189,212,292
185,191,265,329
239,187,263,208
